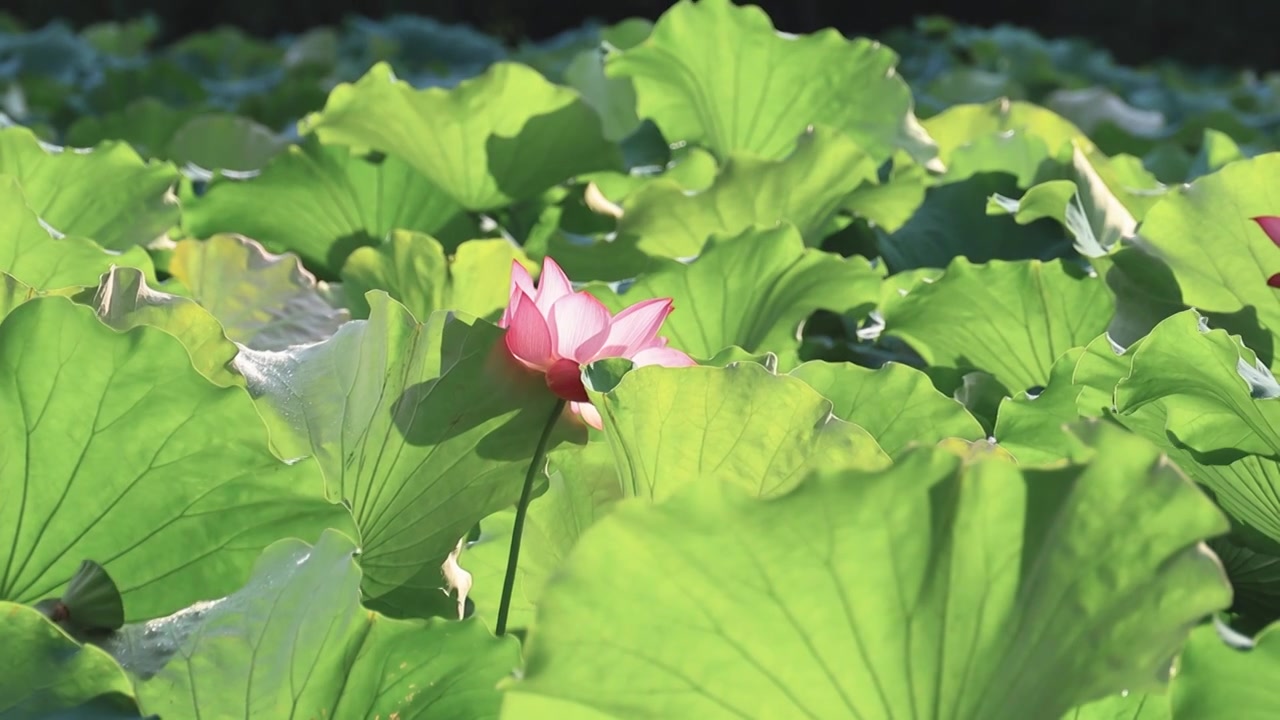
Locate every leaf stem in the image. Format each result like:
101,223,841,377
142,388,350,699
495,398,566,636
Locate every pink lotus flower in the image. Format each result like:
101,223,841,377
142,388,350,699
499,257,696,429
1252,216,1280,288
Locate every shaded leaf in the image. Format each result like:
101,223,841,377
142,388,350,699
879,171,1072,272
167,233,348,351
988,141,1141,259
165,113,288,172
0,602,143,719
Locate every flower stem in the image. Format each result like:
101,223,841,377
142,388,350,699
495,398,566,637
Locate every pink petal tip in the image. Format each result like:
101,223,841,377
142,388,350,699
1254,216,1280,247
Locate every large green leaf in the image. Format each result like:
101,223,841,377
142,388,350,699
612,125,877,262
551,126,878,281
0,126,179,250
166,233,349,351
341,230,534,321
1171,622,1280,718
0,602,144,718
789,359,986,455
300,61,622,210
1114,310,1279,460
1124,153,1280,366
606,0,938,167
589,362,890,501
592,225,879,362
1111,311,1280,543
997,316,1280,555
462,441,622,635
882,257,1116,393
0,298,351,621
502,421,1232,719
0,176,155,289
182,138,475,276
102,530,520,720
235,292,567,615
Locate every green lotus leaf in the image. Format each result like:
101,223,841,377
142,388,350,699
102,530,519,719
0,602,144,718
1109,310,1280,544
503,420,1231,719
164,113,289,172
0,126,179,249
606,0,938,167
790,359,986,455
300,61,622,210
878,171,1072,272
1121,153,1280,366
0,297,352,621
989,159,1136,261
63,97,198,159
0,271,79,323
0,176,155,289
882,257,1115,393
558,126,878,282
1062,693,1169,720
1170,622,1280,719
923,99,1091,185
182,137,475,276
588,362,891,501
166,233,348,351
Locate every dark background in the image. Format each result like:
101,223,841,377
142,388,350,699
3,0,1277,71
